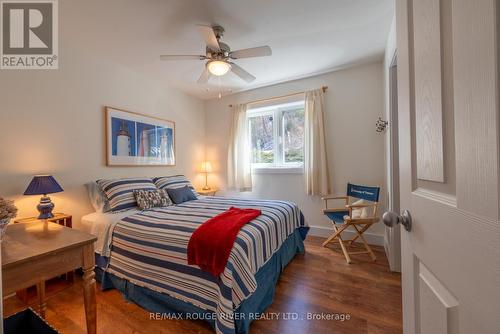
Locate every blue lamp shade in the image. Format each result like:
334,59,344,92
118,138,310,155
24,175,63,219
24,175,63,196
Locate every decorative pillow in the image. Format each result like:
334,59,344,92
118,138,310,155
351,199,370,218
134,189,172,210
85,182,111,213
166,185,198,204
154,175,198,196
97,177,157,212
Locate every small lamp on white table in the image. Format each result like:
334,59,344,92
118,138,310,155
200,161,213,190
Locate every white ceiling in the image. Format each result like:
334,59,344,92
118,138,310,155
63,0,394,99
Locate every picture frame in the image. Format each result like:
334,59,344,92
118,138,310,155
105,106,176,166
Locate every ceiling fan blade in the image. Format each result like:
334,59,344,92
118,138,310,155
229,46,272,59
197,67,211,84
230,62,256,83
197,25,220,51
160,55,206,61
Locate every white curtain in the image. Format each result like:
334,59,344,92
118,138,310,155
227,104,252,191
304,89,331,196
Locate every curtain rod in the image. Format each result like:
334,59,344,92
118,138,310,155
228,86,328,108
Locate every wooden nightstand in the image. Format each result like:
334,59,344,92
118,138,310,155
2,221,97,333
197,187,219,196
12,213,74,304
14,212,72,228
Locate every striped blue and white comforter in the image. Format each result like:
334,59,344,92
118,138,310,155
103,196,307,334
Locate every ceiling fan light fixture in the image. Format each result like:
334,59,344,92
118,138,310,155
207,60,231,76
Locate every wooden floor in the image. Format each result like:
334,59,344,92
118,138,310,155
4,236,402,334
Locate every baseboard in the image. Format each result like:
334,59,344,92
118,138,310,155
307,226,385,246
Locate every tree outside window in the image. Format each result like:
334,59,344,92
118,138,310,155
247,101,305,169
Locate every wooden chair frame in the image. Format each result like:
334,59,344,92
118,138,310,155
322,195,380,264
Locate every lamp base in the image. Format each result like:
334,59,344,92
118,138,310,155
37,195,55,219
202,186,211,190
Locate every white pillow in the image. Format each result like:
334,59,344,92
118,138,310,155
85,182,111,213
351,199,369,219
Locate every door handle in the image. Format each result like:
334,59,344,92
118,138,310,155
383,210,412,231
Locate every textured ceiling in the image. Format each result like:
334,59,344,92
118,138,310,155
62,0,394,99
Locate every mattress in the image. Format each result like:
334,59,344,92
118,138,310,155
81,209,140,254
100,196,307,334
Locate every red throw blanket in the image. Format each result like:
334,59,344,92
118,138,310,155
187,207,261,277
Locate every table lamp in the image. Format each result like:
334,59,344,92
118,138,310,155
200,161,213,190
23,175,63,219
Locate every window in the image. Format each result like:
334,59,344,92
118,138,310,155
247,100,305,171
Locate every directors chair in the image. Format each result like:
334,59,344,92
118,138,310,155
322,183,380,264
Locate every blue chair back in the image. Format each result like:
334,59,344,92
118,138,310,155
347,183,380,202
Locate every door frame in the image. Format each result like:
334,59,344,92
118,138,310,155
385,51,402,273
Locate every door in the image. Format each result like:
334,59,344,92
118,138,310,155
395,0,500,333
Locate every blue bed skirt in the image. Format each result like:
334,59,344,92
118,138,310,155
95,226,308,334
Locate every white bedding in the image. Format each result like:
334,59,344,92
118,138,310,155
81,209,139,255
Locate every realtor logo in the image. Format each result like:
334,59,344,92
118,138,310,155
1,0,58,69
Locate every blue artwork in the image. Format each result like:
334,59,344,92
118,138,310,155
156,127,174,159
136,122,156,157
111,117,136,156
107,107,175,166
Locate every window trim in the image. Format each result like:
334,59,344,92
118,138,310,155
247,100,305,171
252,166,304,174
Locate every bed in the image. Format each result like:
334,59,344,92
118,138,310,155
82,195,308,334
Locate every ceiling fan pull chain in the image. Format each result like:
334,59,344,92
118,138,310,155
218,76,222,99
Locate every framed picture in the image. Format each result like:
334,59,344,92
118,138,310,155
105,107,175,166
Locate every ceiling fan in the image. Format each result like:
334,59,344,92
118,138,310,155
160,25,272,84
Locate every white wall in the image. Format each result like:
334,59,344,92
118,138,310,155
0,39,205,230
205,62,386,244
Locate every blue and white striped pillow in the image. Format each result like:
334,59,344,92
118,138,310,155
153,175,198,196
97,177,157,212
